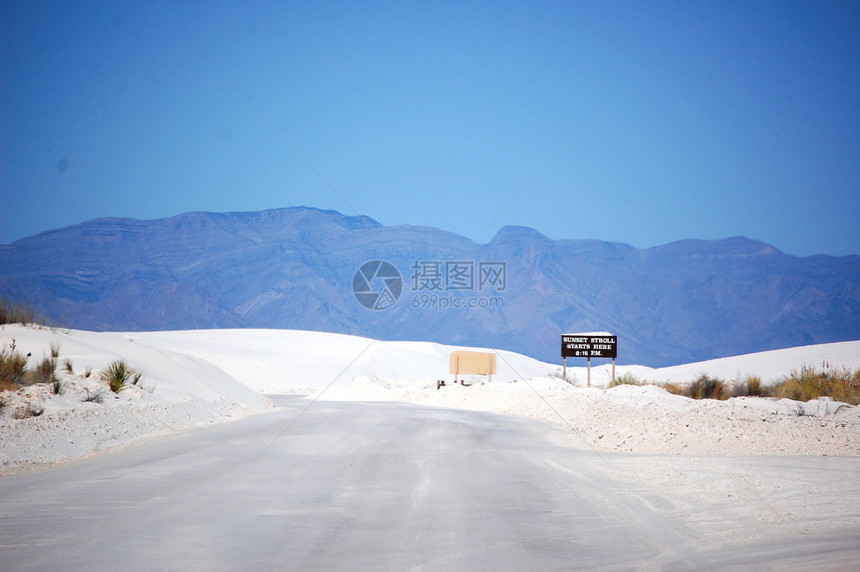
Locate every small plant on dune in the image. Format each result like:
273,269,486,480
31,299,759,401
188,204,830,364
659,375,731,400
608,372,645,387
826,367,860,405
660,382,685,397
81,388,105,404
13,401,45,419
772,365,825,402
0,341,29,391
50,342,60,359
29,356,58,386
688,375,731,400
771,364,860,405
63,358,74,374
733,374,764,397
0,299,37,326
84,365,93,378
745,374,763,396
100,360,142,393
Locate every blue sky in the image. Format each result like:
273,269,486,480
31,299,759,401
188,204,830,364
2,1,858,256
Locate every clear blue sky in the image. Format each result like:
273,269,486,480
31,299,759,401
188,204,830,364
2,1,858,256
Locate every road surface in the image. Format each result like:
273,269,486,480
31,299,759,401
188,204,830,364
1,396,857,570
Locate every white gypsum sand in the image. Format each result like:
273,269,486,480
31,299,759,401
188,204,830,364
2,326,859,475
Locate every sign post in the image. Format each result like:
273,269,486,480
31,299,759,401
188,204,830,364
561,334,618,387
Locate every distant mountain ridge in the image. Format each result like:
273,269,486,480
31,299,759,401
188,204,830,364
2,206,858,366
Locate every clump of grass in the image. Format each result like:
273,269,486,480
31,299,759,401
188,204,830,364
0,341,29,391
608,372,645,387
13,401,44,419
81,388,105,404
100,360,142,393
84,365,93,378
0,299,37,325
28,356,57,385
660,375,731,400
63,358,74,374
49,342,60,359
738,374,763,397
660,382,685,397
688,375,731,400
771,364,860,405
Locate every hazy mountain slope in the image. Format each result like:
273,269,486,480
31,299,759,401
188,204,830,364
2,207,858,366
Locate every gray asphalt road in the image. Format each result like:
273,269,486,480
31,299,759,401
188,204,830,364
0,397,856,571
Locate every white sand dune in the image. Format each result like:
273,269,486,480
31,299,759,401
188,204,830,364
1,325,858,475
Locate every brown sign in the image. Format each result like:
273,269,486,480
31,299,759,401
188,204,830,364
449,351,497,375
561,334,617,359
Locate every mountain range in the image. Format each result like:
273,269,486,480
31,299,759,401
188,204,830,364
2,206,858,367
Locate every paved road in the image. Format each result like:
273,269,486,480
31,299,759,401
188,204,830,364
1,397,855,570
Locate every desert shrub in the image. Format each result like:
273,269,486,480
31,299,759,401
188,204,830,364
771,365,860,405
49,342,60,359
100,360,141,393
13,401,44,419
734,374,764,397
28,356,57,385
608,372,644,387
0,342,29,390
687,375,731,400
63,358,74,374
659,375,731,400
772,365,825,402
660,382,686,397
745,374,763,396
81,388,105,404
0,299,36,325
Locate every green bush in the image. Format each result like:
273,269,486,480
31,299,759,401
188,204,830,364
0,342,29,390
100,360,142,393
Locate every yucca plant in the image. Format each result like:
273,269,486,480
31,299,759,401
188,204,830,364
100,360,142,393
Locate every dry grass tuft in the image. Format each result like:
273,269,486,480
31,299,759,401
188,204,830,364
771,364,860,405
